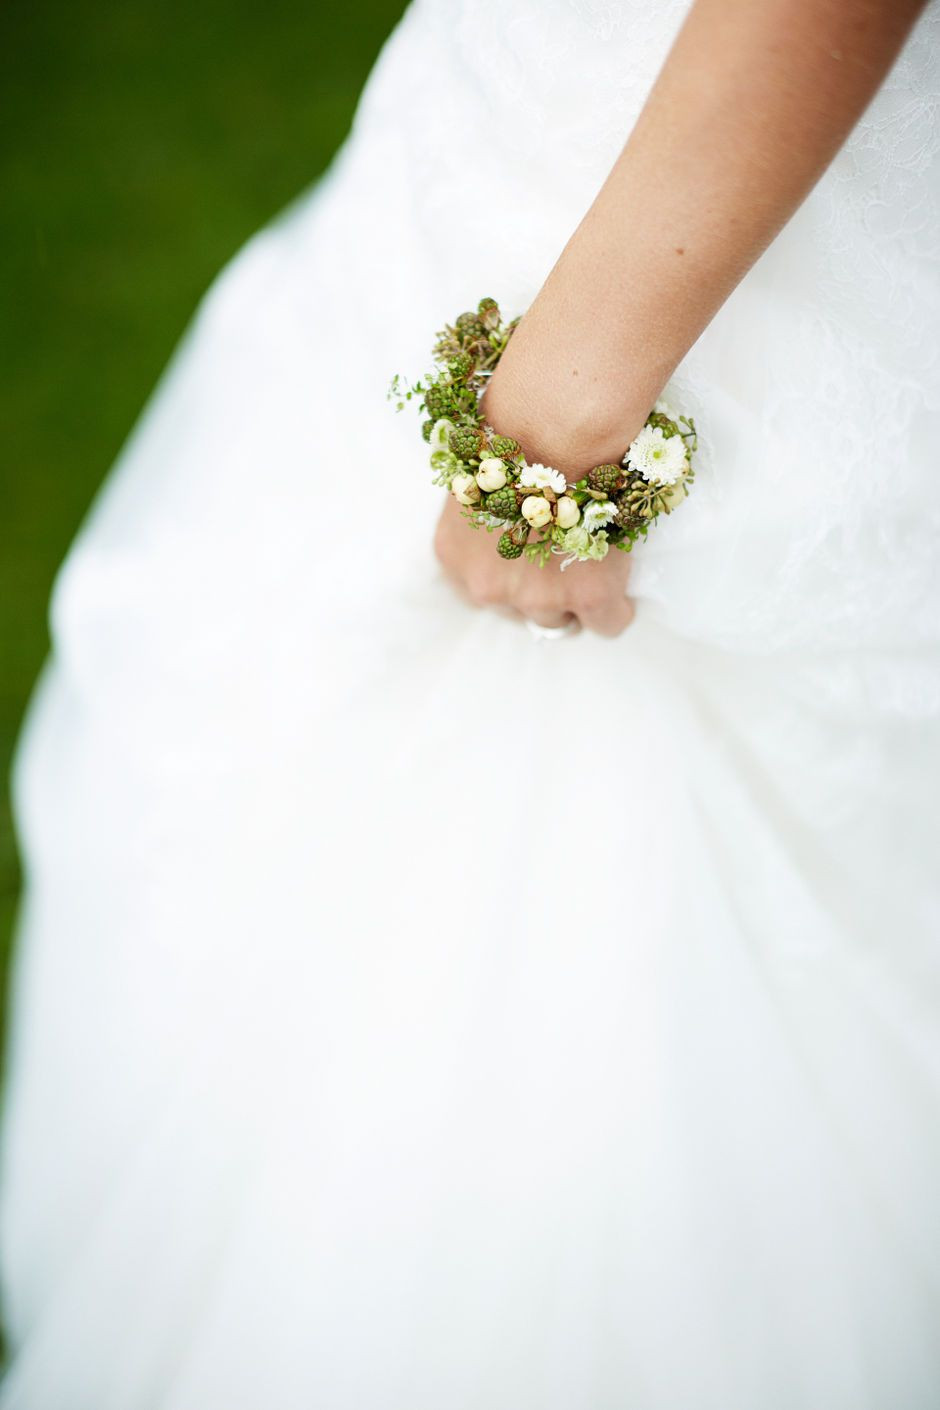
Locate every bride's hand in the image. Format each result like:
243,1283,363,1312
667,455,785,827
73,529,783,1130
432,324,645,638
433,494,635,638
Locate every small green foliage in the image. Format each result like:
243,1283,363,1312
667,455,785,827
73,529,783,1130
523,536,555,567
387,372,425,412
448,352,473,380
679,415,698,453
429,449,459,486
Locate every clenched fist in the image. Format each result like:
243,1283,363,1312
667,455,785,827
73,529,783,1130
434,492,635,637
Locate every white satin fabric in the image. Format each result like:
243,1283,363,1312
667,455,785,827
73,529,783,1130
3,2,940,1405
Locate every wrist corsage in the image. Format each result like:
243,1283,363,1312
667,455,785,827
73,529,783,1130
389,297,697,566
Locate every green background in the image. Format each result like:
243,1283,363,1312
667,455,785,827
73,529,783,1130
0,0,405,1046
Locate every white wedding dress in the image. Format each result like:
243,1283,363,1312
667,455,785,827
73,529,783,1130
3,1,940,1405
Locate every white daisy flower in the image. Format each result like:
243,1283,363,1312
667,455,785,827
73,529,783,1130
581,500,618,533
429,418,455,454
518,462,567,493
625,425,688,485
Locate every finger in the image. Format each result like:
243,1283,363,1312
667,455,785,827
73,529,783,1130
576,594,636,638
490,602,524,623
525,608,578,631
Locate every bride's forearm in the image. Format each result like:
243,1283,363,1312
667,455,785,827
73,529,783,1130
486,0,927,473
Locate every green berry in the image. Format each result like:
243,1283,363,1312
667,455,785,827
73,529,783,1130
421,419,434,442
477,296,500,330
489,434,521,460
497,532,524,560
587,463,626,495
646,411,679,437
449,426,484,461
424,383,459,420
483,486,518,520
614,502,645,532
615,474,658,527
455,311,485,340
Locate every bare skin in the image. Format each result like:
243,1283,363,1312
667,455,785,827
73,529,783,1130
435,0,928,633
434,494,636,636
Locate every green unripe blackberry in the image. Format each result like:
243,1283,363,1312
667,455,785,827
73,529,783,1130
455,311,485,340
489,434,520,460
483,486,518,520
646,411,680,437
497,532,524,560
424,383,458,420
421,419,434,442
587,463,626,495
449,426,484,460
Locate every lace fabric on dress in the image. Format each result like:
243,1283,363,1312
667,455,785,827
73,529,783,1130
2,6,940,1406
349,0,940,696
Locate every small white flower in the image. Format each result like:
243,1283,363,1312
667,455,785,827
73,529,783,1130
476,457,508,492
625,425,688,485
583,530,610,561
555,495,580,529
521,495,553,529
451,473,481,506
518,462,567,494
559,525,590,556
556,525,610,568
429,418,455,454
582,500,618,533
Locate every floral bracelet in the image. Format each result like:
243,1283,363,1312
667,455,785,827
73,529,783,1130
389,297,697,566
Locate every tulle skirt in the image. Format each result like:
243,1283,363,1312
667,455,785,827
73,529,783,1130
3,0,940,1404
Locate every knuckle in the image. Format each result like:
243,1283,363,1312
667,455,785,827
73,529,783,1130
586,598,635,638
516,591,552,620
573,583,607,613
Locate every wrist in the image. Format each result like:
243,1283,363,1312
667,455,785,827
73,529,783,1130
480,347,660,479
401,293,698,569
478,261,679,477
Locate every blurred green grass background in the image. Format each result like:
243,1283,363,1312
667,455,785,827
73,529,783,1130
0,0,405,1030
